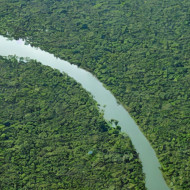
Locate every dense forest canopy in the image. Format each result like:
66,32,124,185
0,0,189,189
0,56,146,189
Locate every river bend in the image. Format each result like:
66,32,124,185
0,35,170,190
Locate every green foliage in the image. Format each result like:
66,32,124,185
0,56,145,189
0,0,189,189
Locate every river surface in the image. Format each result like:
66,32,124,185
0,35,170,190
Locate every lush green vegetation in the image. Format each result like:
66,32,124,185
0,0,189,189
0,56,146,189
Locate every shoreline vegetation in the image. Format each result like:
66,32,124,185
0,56,146,189
0,0,189,189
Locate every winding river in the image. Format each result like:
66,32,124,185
0,35,170,190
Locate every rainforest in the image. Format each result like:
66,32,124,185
0,56,146,189
0,0,189,190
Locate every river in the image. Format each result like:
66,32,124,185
0,35,170,190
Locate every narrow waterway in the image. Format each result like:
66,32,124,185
0,35,170,190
